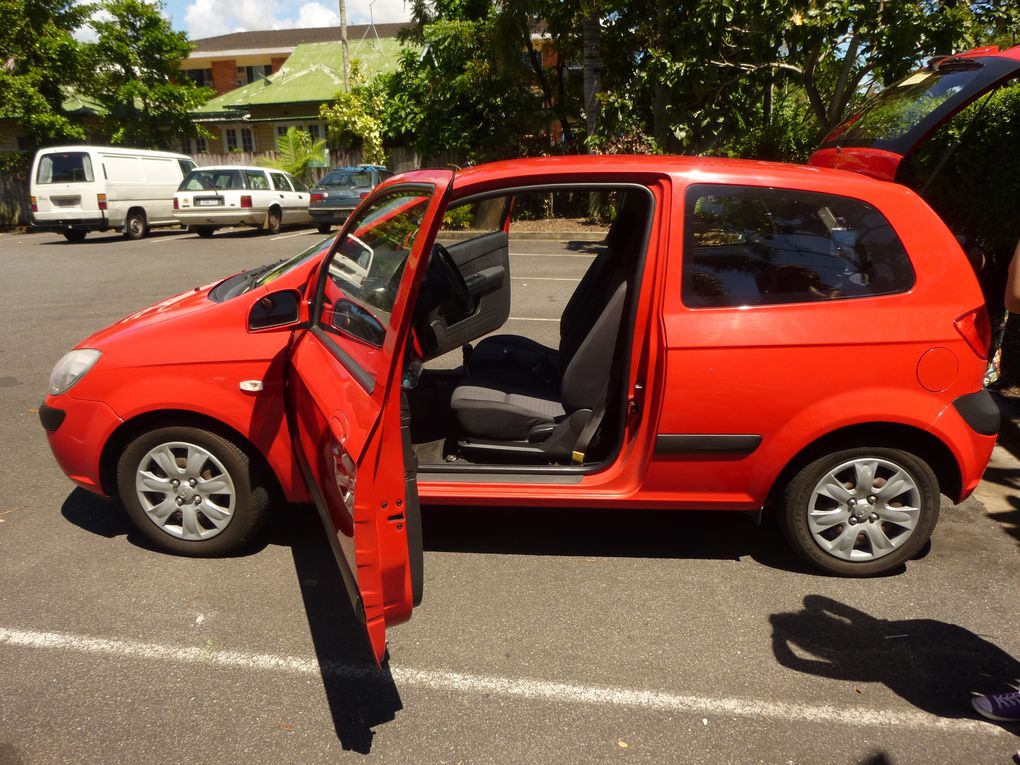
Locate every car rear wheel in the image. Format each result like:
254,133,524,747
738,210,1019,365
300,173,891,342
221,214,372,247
123,210,148,240
116,426,269,556
316,223,332,234
780,447,939,576
263,207,282,235
63,230,87,243
191,225,215,238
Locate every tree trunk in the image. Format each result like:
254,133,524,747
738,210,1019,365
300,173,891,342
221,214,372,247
582,13,601,149
652,0,670,149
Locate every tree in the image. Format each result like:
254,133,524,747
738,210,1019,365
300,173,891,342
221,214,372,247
85,0,211,148
0,0,92,149
382,12,544,159
259,127,328,184
320,62,386,164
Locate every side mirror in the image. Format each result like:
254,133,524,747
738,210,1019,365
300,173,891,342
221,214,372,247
248,289,302,331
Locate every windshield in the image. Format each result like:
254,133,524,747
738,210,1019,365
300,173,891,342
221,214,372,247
179,168,244,192
256,237,333,288
37,152,94,184
320,171,373,189
319,190,432,347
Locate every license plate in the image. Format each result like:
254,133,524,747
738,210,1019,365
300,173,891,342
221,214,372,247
197,198,220,206
52,197,80,207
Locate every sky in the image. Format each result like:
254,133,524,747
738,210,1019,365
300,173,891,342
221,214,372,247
165,0,411,40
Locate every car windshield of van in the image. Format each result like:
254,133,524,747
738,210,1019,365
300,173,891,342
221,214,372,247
179,169,244,192
319,171,373,189
37,152,94,184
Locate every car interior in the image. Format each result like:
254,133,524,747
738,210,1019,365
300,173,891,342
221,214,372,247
402,185,653,471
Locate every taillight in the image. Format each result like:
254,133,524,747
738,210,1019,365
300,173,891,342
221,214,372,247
97,193,107,210
173,197,179,210
359,191,370,200
30,195,38,213
310,192,325,203
954,307,991,360
240,195,252,208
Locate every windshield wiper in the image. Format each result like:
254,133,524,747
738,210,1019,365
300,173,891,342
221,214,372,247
244,259,286,288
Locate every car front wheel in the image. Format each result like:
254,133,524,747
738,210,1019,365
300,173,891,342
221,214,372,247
780,447,939,576
116,426,269,556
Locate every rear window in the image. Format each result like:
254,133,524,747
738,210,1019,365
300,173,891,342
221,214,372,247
320,171,373,189
179,169,244,192
683,184,915,308
36,152,94,184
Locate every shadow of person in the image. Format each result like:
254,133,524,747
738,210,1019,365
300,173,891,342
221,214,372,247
770,595,1020,728
279,505,403,753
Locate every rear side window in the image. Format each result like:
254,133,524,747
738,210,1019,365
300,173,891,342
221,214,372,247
270,172,293,191
37,152,94,184
683,184,915,308
245,170,269,190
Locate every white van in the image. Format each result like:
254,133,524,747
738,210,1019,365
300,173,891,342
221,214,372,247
30,146,196,242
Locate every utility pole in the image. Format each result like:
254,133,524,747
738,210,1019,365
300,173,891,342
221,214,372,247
338,0,350,91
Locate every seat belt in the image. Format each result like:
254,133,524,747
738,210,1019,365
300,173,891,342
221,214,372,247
571,381,612,465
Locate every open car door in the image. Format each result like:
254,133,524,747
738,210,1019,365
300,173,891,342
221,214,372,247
287,171,454,663
809,45,1020,181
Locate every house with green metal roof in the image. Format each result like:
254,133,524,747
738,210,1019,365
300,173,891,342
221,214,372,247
187,37,404,155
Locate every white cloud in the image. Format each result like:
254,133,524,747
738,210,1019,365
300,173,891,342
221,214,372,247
183,0,409,39
74,0,168,42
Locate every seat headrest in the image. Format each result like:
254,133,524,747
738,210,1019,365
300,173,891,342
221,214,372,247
605,192,650,255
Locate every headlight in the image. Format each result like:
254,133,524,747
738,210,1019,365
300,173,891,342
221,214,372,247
49,349,102,395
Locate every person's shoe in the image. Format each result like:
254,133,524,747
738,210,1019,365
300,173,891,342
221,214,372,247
972,689,1020,722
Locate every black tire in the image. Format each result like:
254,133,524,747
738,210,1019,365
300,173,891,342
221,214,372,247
263,207,282,235
191,225,215,238
116,426,270,557
63,230,87,242
123,209,148,240
780,447,940,576
316,223,333,235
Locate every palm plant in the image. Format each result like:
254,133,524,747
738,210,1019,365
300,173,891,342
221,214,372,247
259,127,327,184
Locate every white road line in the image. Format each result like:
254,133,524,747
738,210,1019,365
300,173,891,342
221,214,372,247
271,230,316,241
0,626,1001,735
511,277,581,282
511,252,597,258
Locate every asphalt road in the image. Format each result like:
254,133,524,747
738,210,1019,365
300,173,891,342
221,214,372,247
1,225,1018,764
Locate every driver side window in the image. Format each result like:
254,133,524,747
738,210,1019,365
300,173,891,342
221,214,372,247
317,189,432,350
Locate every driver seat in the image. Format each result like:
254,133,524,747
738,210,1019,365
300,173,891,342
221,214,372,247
448,194,647,459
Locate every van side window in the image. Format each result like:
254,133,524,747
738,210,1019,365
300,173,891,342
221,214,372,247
682,184,915,308
37,152,94,184
245,171,269,190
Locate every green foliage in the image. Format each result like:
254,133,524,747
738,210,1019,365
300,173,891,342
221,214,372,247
381,6,557,160
320,62,386,165
84,0,211,148
900,81,1020,273
0,0,92,147
258,127,327,184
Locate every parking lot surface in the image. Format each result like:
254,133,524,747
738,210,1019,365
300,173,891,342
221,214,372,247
1,226,1018,764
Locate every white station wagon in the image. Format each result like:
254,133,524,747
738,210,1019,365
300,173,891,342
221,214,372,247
173,165,312,237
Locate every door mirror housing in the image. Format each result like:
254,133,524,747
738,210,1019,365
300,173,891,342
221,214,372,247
248,289,302,331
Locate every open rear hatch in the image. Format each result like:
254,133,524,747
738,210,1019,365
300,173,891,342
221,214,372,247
809,46,1020,182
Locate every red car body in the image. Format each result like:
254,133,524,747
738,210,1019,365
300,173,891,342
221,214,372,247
41,46,1018,661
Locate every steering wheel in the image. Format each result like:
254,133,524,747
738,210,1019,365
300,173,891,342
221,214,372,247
431,243,474,314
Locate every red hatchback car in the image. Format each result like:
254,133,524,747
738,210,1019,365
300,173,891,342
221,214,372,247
41,47,1017,662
